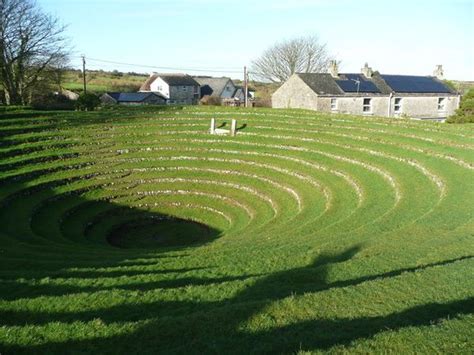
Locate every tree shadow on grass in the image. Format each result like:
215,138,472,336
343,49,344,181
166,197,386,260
2,244,472,354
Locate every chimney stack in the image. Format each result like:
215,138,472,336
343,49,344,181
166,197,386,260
361,62,373,78
328,60,339,78
433,65,444,80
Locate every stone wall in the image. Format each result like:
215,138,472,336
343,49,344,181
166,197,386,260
272,75,319,110
169,85,200,105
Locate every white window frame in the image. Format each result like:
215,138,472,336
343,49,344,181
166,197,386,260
394,97,402,113
362,98,372,113
438,97,446,111
182,86,187,92
330,98,337,111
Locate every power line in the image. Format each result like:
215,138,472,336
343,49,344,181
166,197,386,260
71,56,246,74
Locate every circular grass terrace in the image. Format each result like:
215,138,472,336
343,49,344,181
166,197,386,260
0,106,473,354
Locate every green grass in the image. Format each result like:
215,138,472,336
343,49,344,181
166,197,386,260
0,106,473,354
62,70,146,94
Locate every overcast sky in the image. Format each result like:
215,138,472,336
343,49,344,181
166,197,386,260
38,0,474,81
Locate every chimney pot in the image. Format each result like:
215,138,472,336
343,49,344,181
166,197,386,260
361,63,373,78
328,60,339,78
433,65,444,80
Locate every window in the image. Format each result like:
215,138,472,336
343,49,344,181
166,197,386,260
394,98,402,113
438,98,445,111
330,98,337,111
363,98,372,112
157,85,162,91
182,86,187,92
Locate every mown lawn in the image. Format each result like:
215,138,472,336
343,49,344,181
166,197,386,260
0,106,473,354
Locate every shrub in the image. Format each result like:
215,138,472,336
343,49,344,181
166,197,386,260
200,96,222,106
253,98,272,108
75,93,101,111
446,89,474,123
31,93,75,111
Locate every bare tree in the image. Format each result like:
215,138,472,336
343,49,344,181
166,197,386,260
251,35,333,83
0,0,69,105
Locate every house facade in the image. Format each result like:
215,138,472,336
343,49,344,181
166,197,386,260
101,92,167,105
140,73,200,105
272,63,460,119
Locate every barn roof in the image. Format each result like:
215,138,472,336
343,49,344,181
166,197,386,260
106,92,166,102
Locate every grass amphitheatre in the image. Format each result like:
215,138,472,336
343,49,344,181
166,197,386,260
0,106,473,353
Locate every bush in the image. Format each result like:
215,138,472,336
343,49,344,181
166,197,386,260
31,93,75,111
200,96,222,106
75,93,101,111
253,98,272,108
446,89,474,123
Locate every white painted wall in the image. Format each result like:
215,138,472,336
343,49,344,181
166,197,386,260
390,95,460,118
149,77,170,99
319,96,389,117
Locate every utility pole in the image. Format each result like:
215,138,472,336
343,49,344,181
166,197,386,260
82,55,87,94
244,66,248,108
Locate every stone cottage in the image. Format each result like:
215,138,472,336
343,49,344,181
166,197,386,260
140,73,200,105
272,62,460,119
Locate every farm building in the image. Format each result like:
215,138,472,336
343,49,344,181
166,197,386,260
272,62,460,119
139,73,200,105
193,76,255,106
100,92,166,105
193,76,236,100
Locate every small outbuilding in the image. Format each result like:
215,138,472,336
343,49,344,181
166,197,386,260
101,92,167,105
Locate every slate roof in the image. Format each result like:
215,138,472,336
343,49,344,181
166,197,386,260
106,92,166,102
295,72,456,95
140,74,200,91
232,86,253,100
296,73,344,95
193,77,232,97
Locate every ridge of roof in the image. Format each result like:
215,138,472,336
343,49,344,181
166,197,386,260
139,73,200,91
294,72,456,95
